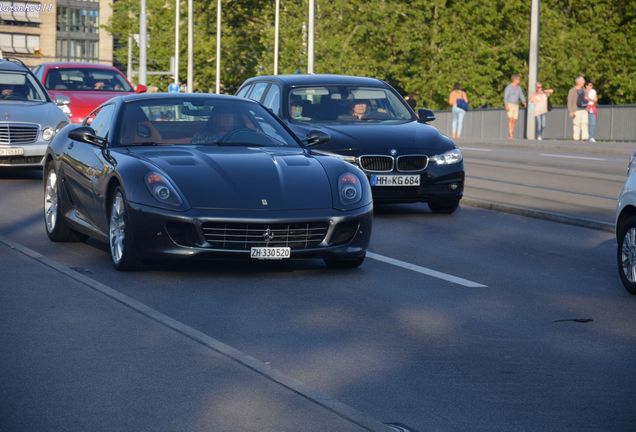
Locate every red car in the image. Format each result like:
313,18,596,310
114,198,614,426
33,62,147,124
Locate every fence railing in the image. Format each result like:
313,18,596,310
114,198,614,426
432,105,636,141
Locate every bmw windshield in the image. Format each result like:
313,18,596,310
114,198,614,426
117,98,301,148
288,86,415,124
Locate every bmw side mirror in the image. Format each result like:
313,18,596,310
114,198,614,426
135,84,148,94
418,108,436,123
69,126,107,148
304,130,330,147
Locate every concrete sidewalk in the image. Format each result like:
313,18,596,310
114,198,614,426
0,238,389,432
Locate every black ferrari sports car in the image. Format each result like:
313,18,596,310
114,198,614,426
237,75,464,213
43,94,372,270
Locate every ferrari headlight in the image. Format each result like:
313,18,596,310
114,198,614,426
431,148,463,165
339,172,362,205
145,172,183,207
42,127,56,141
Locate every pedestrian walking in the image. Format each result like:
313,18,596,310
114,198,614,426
448,82,468,139
567,76,588,141
586,81,598,142
504,74,526,139
529,82,553,140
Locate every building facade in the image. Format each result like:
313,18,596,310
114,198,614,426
0,0,113,67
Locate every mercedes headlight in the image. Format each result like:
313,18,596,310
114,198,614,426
431,148,463,165
42,127,56,141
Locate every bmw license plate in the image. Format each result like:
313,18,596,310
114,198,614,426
0,147,24,156
371,174,420,186
250,247,290,260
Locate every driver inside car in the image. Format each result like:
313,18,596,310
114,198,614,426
191,109,256,145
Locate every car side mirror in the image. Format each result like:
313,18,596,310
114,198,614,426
304,130,330,147
135,84,148,94
418,108,436,123
68,126,107,148
54,94,71,106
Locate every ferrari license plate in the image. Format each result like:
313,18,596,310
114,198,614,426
0,147,24,156
250,247,291,260
371,174,420,186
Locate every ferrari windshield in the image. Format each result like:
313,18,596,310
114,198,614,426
118,98,300,147
288,86,414,123
45,68,133,92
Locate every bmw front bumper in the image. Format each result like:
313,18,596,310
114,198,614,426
365,163,465,204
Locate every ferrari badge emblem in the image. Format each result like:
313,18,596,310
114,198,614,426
263,228,274,242
261,199,268,206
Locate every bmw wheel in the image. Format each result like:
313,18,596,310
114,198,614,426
618,215,636,295
109,187,140,271
428,199,460,214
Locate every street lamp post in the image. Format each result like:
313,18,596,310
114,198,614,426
139,0,147,85
307,0,314,74
274,0,279,75
526,0,540,139
215,0,221,94
174,0,179,85
187,0,193,93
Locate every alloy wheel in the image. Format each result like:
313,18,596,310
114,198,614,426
109,192,126,264
621,227,636,283
44,169,58,233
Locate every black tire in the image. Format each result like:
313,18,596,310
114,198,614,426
617,215,636,295
43,164,86,242
324,253,366,269
108,186,141,271
428,199,460,214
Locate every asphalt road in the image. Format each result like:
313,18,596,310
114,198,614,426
1,166,636,432
458,138,632,227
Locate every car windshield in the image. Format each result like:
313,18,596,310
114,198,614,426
288,86,414,123
118,98,301,148
0,72,47,102
45,68,133,92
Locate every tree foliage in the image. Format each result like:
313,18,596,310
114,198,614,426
105,0,636,109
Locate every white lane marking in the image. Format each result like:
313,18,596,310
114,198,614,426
540,153,605,161
367,252,487,288
461,147,493,152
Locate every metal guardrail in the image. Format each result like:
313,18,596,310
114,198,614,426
433,105,636,141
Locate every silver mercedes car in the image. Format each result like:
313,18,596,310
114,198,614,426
0,58,68,167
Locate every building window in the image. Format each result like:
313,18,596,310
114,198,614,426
56,39,99,61
56,6,99,34
0,32,40,54
0,1,42,26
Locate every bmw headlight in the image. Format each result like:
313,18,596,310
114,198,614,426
42,127,56,141
145,172,183,207
431,148,463,165
339,172,362,205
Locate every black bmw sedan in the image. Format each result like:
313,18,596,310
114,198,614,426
237,75,464,213
43,94,372,270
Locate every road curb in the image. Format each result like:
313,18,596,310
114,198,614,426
462,198,615,233
456,138,635,157
0,235,391,432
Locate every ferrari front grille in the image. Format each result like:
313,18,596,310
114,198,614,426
201,221,329,250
